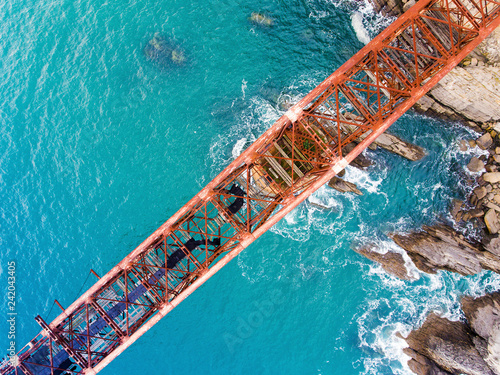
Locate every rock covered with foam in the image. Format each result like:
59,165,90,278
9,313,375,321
355,245,413,280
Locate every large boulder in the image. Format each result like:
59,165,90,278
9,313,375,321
477,133,494,150
467,157,485,173
484,173,500,184
405,313,495,375
485,209,500,234
462,293,500,374
485,236,500,256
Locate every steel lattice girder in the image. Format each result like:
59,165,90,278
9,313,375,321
2,0,500,373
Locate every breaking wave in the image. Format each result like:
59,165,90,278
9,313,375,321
351,11,371,44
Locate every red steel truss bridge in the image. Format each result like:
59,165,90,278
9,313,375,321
3,0,500,373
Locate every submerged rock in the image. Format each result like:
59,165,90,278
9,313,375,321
301,28,315,41
259,83,294,111
248,12,273,27
144,32,186,68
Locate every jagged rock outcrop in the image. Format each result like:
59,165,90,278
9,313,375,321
403,346,453,375
370,0,414,17
372,132,426,161
328,134,425,195
462,292,500,373
355,224,500,374
467,157,485,173
354,131,426,161
328,176,363,195
355,246,413,280
326,151,368,195
353,225,500,375
469,27,500,66
401,293,500,375
355,225,500,278
403,313,496,375
389,224,500,275
327,126,426,197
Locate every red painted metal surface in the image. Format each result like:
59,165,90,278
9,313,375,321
2,0,500,373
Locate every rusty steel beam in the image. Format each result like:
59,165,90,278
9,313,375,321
2,0,500,373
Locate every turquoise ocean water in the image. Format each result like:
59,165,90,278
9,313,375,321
1,0,500,373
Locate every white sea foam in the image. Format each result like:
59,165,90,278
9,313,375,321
357,266,500,374
366,237,421,281
241,79,247,99
208,96,279,172
231,137,247,159
308,188,342,212
344,165,386,196
351,12,371,44
319,0,393,39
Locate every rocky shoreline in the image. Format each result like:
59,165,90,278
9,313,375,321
400,292,500,375
342,1,500,374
